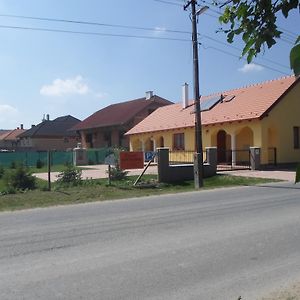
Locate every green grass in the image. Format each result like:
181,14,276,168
0,175,278,212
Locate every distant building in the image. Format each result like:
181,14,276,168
18,115,81,151
0,126,26,151
72,92,172,149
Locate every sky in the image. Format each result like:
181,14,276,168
0,0,299,129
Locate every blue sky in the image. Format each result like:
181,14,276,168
0,0,298,129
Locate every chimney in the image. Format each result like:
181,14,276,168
20,124,24,130
46,114,50,121
182,83,189,109
145,91,153,100
31,124,35,128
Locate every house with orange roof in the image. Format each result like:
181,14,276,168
126,76,300,167
72,91,172,149
0,125,26,151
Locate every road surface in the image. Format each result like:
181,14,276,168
1,182,300,299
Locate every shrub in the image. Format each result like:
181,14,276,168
36,159,44,169
0,165,4,179
56,165,82,186
106,148,128,181
109,165,128,181
10,161,16,169
3,164,36,190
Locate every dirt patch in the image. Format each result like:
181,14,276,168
261,281,300,300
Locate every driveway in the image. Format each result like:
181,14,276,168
34,164,296,182
33,164,158,182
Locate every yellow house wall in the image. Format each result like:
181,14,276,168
129,120,263,153
261,82,300,164
129,81,300,165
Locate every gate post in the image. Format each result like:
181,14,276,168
157,148,170,183
249,147,261,170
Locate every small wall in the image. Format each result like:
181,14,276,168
157,147,217,183
73,145,88,166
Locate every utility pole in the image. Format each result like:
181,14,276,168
184,0,204,188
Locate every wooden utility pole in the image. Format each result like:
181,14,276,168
184,0,204,188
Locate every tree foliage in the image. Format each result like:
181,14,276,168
215,0,300,75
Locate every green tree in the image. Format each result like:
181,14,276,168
215,0,300,75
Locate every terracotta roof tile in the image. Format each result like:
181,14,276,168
2,129,26,140
126,76,299,135
72,95,172,131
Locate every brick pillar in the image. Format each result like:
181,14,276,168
250,147,261,170
157,148,170,183
206,147,217,169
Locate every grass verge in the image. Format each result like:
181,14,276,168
0,174,278,212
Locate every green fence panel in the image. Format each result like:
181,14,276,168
0,151,73,167
87,148,111,165
51,151,73,166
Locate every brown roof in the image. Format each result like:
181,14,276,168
126,76,299,135
0,129,26,140
18,115,80,138
72,95,172,131
0,130,11,140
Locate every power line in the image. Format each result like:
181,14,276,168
199,34,290,70
0,24,192,42
152,0,183,6
0,13,289,70
0,13,192,35
198,0,299,44
200,43,290,75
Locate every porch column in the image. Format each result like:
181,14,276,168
231,133,237,166
152,139,157,151
141,139,145,152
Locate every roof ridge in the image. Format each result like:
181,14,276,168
204,75,295,98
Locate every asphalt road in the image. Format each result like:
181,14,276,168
1,182,300,300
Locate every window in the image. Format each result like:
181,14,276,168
173,133,185,150
294,127,300,149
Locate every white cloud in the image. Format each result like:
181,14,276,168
0,104,20,128
0,104,18,115
153,26,167,36
238,63,264,73
40,75,89,97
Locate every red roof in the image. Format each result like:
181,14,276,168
72,95,172,131
126,76,299,135
0,129,26,140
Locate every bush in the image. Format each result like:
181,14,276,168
106,148,128,181
10,161,16,169
0,165,4,179
56,165,82,186
109,165,128,181
36,159,44,169
3,164,36,190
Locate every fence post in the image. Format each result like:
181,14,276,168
249,147,261,170
47,150,51,191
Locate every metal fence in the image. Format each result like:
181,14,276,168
86,148,112,165
216,149,250,171
169,150,207,165
0,151,73,167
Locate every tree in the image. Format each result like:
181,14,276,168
215,0,300,75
